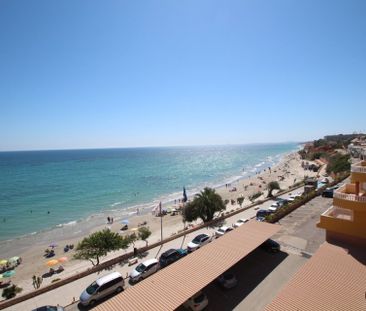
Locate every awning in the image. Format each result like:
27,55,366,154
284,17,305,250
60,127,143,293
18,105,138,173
94,220,281,311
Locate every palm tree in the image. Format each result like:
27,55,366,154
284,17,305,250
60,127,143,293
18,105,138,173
182,187,226,223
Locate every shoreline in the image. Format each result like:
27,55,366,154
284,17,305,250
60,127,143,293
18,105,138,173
0,147,297,253
0,150,321,301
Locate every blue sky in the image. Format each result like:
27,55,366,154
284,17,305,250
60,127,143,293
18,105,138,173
0,0,365,151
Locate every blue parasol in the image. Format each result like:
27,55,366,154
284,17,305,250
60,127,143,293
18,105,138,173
120,219,129,225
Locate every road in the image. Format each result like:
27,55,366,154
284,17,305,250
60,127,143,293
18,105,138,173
4,188,332,311
66,194,333,311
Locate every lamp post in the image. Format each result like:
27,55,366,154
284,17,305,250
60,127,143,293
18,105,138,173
159,201,163,241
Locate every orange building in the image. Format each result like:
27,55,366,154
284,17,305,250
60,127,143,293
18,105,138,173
317,160,366,247
265,160,366,311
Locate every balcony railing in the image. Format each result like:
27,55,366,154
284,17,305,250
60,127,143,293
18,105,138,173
334,190,366,203
351,161,366,173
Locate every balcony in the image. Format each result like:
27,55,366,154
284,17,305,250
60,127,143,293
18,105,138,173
318,206,366,241
322,206,353,221
351,161,366,173
334,185,366,203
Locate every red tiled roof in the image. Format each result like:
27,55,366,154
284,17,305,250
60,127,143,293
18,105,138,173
264,242,366,311
94,221,281,311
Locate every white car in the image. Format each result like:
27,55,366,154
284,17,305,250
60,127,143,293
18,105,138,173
233,218,249,228
187,234,211,252
183,291,208,311
79,272,124,306
268,202,280,212
129,258,159,283
215,226,234,237
287,192,302,202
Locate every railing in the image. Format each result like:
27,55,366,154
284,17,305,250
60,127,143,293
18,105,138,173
334,191,366,202
351,161,366,173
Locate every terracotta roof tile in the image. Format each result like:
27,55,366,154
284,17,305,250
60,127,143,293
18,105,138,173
264,242,366,311
94,220,281,311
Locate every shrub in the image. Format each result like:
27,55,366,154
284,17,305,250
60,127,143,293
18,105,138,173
249,192,263,202
237,197,244,207
326,154,351,174
2,285,22,299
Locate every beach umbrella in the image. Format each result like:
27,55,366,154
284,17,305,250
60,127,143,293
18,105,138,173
183,187,188,203
120,219,129,225
49,242,58,248
0,259,8,265
8,256,19,263
46,259,59,267
2,270,15,278
57,257,68,263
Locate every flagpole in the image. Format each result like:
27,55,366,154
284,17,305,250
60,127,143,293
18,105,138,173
159,201,163,241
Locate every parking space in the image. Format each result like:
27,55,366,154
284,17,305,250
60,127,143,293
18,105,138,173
273,196,332,254
175,248,290,311
176,195,333,311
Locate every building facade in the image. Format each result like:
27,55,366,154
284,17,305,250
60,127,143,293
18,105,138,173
317,160,366,247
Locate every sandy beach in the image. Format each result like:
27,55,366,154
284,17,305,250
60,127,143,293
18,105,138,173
0,151,320,300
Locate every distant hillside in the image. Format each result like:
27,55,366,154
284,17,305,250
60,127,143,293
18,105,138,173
297,133,364,176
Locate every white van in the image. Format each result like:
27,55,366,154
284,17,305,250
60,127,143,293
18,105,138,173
79,271,124,306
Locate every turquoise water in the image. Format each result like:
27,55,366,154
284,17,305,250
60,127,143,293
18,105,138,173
0,143,298,241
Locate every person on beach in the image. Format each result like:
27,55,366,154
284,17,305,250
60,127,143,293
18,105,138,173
107,216,110,224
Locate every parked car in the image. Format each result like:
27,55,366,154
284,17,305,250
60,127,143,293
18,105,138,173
274,197,289,205
287,192,302,202
79,271,124,306
217,272,238,289
322,188,334,198
129,258,160,283
322,185,339,198
183,291,209,311
256,209,272,221
159,248,187,268
268,202,280,212
233,218,249,228
215,226,234,237
32,307,64,311
260,239,280,253
187,234,211,252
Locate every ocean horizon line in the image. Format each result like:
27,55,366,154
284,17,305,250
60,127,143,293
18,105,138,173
0,141,304,153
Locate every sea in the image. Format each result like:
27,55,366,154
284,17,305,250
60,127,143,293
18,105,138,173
0,143,299,244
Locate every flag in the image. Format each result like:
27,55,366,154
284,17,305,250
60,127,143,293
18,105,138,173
183,187,187,203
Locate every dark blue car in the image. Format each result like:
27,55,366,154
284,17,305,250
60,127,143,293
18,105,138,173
159,248,187,268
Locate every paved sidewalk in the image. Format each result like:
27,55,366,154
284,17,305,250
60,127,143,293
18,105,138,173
4,186,314,311
4,205,260,311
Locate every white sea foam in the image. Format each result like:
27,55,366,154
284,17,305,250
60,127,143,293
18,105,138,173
64,220,77,226
0,144,300,244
